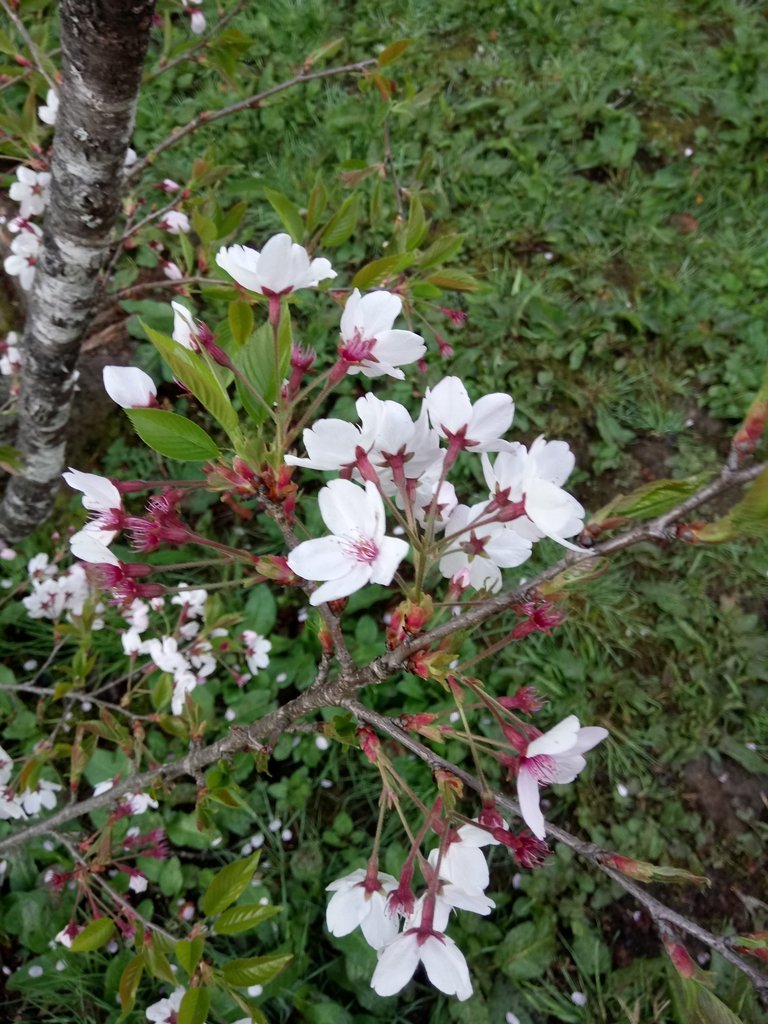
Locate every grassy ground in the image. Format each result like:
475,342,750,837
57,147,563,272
1,0,768,1021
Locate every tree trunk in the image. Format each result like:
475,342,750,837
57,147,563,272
0,0,156,543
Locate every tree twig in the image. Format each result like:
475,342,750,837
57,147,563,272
125,58,377,181
0,0,57,91
143,0,246,82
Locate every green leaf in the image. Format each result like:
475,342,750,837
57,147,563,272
144,937,176,984
233,319,290,426
696,467,768,542
201,851,261,918
378,38,411,66
142,321,239,439
70,918,115,952
125,408,219,462
228,300,254,347
118,955,144,1015
221,953,292,988
418,232,464,269
494,919,556,981
320,195,359,246
351,253,414,290
590,472,713,526
264,188,304,242
405,195,428,250
214,902,280,935
671,973,746,1024
217,199,248,239
175,937,204,976
306,175,328,233
178,987,210,1024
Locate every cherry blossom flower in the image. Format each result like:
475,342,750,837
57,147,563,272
19,779,62,815
287,480,409,605
161,258,183,281
186,0,206,33
425,377,514,456
516,715,609,839
4,226,41,290
38,88,59,126
439,501,532,592
242,630,271,674
216,233,335,296
0,746,25,820
0,332,21,376
160,210,190,234
337,289,425,380
371,926,472,1000
9,167,51,218
170,301,200,350
326,866,400,949
63,468,124,544
103,365,157,408
145,986,185,1024
482,438,585,549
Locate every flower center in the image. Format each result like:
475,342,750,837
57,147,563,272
343,532,379,565
521,753,556,784
339,328,377,364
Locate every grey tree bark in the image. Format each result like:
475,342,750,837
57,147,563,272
0,0,156,543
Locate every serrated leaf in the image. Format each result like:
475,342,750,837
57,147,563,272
378,38,411,66
201,851,261,918
214,902,281,936
351,253,414,290
125,408,219,462
228,300,254,347
264,188,304,242
494,919,556,981
321,195,359,246
233,318,290,426
118,955,144,1015
142,321,239,439
671,973,746,1024
590,472,713,526
221,953,292,988
696,467,768,542
69,918,115,952
175,937,204,976
218,199,248,238
191,208,217,244
178,987,210,1024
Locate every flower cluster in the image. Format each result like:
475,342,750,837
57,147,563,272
22,552,103,625
0,744,62,821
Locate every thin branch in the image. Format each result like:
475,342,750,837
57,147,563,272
108,275,228,301
126,58,377,181
359,459,768,684
53,831,177,943
143,0,246,82
0,0,57,90
343,700,768,1005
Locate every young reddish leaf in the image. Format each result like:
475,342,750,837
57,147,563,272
118,955,144,1014
377,39,411,67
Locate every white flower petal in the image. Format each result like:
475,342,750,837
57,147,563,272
517,765,546,839
526,715,580,757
